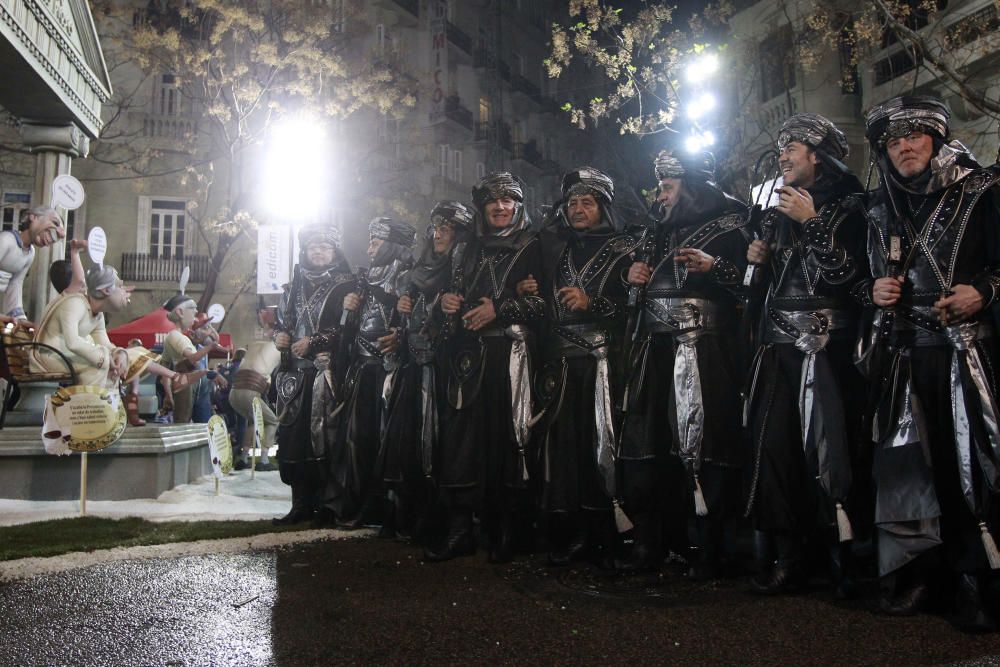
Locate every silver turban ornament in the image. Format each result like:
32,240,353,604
777,113,850,160
561,166,615,204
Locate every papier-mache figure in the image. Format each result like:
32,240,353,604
32,266,157,454
32,266,156,388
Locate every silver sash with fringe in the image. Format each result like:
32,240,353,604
769,308,854,539
669,304,706,474
947,323,1000,510
508,325,532,482
420,364,437,477
592,344,617,499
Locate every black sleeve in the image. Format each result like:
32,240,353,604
497,238,546,326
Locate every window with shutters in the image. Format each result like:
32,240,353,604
0,191,30,232
156,74,182,116
146,199,187,260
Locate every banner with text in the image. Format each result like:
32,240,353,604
256,225,291,294
429,0,448,123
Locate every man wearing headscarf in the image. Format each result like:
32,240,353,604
333,217,416,528
617,151,751,574
380,201,475,542
863,96,1000,632
743,113,868,596
527,167,639,568
424,172,545,563
272,224,354,526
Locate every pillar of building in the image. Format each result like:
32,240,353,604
19,121,89,323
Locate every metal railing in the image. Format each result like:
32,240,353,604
142,114,198,141
445,96,473,130
447,21,472,54
121,253,210,283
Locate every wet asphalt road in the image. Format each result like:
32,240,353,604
4,537,1000,666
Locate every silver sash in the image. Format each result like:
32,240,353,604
947,324,1000,512
508,325,532,482
593,345,617,500
646,296,726,332
670,305,705,473
310,353,339,459
420,364,437,477
780,310,854,540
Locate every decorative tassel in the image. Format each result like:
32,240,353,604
455,386,463,410
520,452,529,482
980,522,1000,569
527,409,546,428
613,499,634,533
835,502,853,543
694,477,708,517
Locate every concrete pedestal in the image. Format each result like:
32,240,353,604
0,423,210,501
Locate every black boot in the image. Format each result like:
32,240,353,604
879,556,933,616
953,573,997,634
589,510,618,570
616,512,663,573
549,512,590,566
689,517,723,581
751,533,804,595
424,509,475,562
488,510,514,564
273,485,314,526
829,541,858,600
378,495,397,539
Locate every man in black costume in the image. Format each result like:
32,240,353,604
334,217,416,528
743,113,868,596
425,172,545,563
382,201,475,541
272,224,354,525
619,151,751,574
530,167,638,568
864,96,1000,632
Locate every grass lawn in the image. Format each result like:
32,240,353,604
0,517,313,562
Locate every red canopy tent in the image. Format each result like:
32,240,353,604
107,309,232,355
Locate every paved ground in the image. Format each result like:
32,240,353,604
3,536,1000,666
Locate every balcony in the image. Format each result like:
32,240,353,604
511,73,542,103
141,113,198,141
389,0,418,18
512,141,543,168
444,96,473,131
447,21,472,54
873,49,921,86
755,94,799,133
121,253,211,284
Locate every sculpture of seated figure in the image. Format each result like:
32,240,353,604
31,265,156,388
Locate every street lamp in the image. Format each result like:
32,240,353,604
686,91,718,120
684,53,719,83
684,130,716,154
261,116,330,220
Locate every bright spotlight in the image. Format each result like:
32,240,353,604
261,116,330,219
686,92,718,119
685,53,719,82
684,131,716,153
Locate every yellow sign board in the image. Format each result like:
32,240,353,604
48,385,126,453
